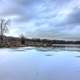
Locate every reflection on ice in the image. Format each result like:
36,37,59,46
11,46,80,52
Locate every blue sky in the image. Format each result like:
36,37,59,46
0,0,80,40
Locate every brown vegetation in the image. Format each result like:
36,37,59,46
0,35,80,48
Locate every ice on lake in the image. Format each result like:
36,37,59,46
0,47,80,80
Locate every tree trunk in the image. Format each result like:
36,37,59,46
0,20,3,44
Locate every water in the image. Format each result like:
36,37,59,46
0,47,80,80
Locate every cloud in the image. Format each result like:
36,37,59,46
0,0,80,40
66,8,80,25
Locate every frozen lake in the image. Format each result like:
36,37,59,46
0,47,80,80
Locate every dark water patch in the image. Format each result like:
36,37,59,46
45,54,53,56
75,56,80,58
11,47,34,52
35,47,54,52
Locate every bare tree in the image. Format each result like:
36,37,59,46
0,19,9,44
20,34,26,45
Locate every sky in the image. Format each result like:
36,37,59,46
0,0,80,40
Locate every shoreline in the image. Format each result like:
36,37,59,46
0,36,80,48
1,43,80,48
